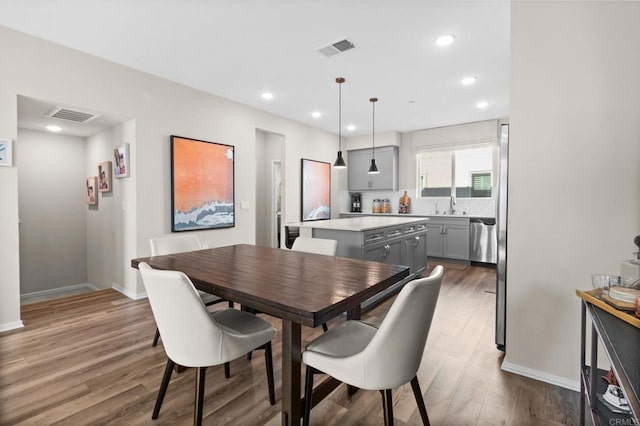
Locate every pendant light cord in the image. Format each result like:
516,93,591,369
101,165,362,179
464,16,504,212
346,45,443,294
372,99,375,157
339,81,342,150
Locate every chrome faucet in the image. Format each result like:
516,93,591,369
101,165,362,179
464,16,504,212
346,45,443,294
449,196,456,214
434,202,439,214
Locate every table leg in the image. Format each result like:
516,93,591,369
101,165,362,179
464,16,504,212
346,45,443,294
347,304,361,321
282,319,302,426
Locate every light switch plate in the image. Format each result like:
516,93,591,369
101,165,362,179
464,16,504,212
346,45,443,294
241,201,250,210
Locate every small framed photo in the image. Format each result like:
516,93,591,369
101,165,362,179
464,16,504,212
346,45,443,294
98,161,112,192
0,138,13,167
86,177,98,205
113,144,130,178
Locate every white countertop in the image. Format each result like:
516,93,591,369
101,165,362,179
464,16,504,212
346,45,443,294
287,216,427,232
341,212,493,219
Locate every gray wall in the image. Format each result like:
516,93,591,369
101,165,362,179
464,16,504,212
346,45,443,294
505,1,640,388
86,126,122,290
18,129,88,294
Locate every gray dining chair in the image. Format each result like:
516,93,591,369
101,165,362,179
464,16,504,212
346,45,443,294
149,235,233,347
291,236,337,332
138,262,276,425
302,265,443,426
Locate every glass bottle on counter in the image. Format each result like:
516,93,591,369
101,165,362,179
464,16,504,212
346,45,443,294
399,191,410,214
372,199,381,213
382,199,391,213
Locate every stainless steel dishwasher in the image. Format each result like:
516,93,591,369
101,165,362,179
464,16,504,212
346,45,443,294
469,218,497,264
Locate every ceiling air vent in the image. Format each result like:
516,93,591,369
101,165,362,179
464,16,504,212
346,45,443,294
46,107,101,123
317,38,356,58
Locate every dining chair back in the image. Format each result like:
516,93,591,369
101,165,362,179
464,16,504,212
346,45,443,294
358,264,443,389
291,236,337,256
150,234,202,256
138,262,276,424
291,236,338,332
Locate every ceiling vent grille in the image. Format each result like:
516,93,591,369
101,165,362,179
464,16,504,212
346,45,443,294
317,38,356,57
46,107,101,123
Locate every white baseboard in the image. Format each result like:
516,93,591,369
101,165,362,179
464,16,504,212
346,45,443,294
501,360,580,392
20,283,100,302
111,283,147,300
0,320,25,333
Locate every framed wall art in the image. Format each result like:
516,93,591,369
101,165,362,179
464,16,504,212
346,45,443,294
301,158,331,221
113,144,130,178
86,177,98,205
98,161,112,192
171,135,235,231
0,138,13,167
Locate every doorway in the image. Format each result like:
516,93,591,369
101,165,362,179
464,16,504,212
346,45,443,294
16,95,126,304
255,129,285,248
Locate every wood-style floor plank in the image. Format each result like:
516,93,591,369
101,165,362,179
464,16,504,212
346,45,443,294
0,264,579,425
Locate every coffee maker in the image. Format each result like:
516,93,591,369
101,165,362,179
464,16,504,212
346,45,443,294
350,192,362,212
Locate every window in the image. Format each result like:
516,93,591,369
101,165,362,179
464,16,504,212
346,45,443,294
417,145,493,198
418,151,452,197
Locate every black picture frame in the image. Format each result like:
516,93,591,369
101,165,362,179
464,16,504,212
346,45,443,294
300,158,331,222
170,135,235,232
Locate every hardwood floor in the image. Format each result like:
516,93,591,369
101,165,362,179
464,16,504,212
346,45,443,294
0,264,579,425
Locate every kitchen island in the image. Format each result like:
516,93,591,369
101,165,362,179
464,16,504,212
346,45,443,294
287,216,428,309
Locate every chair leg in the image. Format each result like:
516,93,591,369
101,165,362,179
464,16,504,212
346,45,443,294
228,300,234,308
247,351,253,360
303,366,315,426
152,327,160,347
322,322,328,332
264,342,276,405
380,389,394,426
194,367,207,426
224,362,230,379
410,377,430,426
152,358,175,419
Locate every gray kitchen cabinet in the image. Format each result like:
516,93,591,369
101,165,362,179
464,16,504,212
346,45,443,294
363,237,403,266
427,217,470,261
402,222,428,276
348,146,398,191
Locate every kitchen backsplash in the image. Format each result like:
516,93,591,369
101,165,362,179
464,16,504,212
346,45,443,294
339,189,496,218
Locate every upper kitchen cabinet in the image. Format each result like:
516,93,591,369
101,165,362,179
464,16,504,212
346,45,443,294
348,146,398,191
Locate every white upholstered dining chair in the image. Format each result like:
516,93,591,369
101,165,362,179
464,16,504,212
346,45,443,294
302,265,444,426
138,262,276,426
291,236,338,332
149,235,233,347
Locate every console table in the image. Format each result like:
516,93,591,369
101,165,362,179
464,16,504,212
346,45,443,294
577,290,639,425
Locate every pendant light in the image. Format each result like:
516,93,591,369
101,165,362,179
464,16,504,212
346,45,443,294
368,97,380,174
333,77,347,169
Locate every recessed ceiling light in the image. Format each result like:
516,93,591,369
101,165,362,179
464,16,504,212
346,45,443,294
311,111,322,119
408,100,416,104
476,101,489,109
461,76,477,86
435,34,455,47
45,125,62,132
261,92,273,100
346,125,356,131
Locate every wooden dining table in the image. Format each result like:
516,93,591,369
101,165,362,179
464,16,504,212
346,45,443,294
131,243,410,425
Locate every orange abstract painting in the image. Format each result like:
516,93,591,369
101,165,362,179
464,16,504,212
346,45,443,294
171,136,234,231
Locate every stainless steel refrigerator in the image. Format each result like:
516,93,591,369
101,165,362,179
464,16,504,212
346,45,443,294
496,123,509,351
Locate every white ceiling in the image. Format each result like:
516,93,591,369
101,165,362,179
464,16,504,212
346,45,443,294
0,1,510,138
